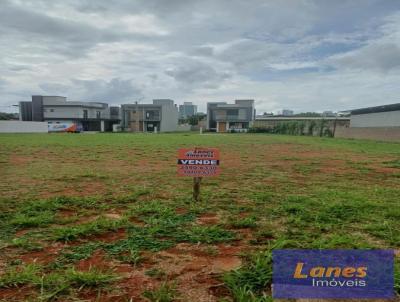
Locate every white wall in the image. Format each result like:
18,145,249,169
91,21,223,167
160,104,179,132
0,121,48,133
176,124,191,132
351,110,400,127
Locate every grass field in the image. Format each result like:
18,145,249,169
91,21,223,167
0,133,399,301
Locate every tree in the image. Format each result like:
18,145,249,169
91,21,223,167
0,112,18,120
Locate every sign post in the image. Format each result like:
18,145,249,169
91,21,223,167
177,148,220,202
193,177,202,201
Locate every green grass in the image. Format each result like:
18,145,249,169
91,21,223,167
383,159,400,168
0,132,399,300
142,282,178,302
223,250,273,301
0,263,118,300
66,267,118,288
10,237,43,251
54,217,128,242
229,216,258,229
0,264,41,288
60,242,103,262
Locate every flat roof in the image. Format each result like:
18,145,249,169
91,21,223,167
255,117,350,121
350,103,400,115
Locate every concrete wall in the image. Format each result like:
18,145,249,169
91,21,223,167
0,121,48,133
350,111,400,127
176,124,191,132
335,126,400,142
160,103,179,132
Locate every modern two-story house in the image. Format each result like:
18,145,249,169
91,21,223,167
206,100,255,132
19,95,121,131
120,99,179,132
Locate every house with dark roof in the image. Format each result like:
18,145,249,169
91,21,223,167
349,103,400,128
334,103,400,142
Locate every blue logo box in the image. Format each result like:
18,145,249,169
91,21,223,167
273,249,394,299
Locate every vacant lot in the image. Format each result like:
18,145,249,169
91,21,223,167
0,133,399,301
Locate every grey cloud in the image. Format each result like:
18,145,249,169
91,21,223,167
0,1,153,58
191,46,214,57
72,78,143,103
165,59,231,89
0,78,6,90
2,0,400,113
215,39,289,72
7,65,32,72
72,0,197,16
329,43,400,72
39,83,70,94
40,78,142,104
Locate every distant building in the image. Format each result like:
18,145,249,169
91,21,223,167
335,103,400,142
256,112,273,119
19,96,120,131
281,109,294,116
207,99,255,132
120,99,179,132
179,102,197,119
322,111,336,117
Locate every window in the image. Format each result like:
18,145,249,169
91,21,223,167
145,110,160,120
83,110,88,119
227,109,239,116
96,111,101,119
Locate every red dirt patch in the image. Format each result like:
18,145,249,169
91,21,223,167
76,250,110,271
211,256,242,272
118,271,159,302
9,155,32,166
152,243,243,301
175,207,187,215
0,285,35,301
129,217,145,226
196,213,220,225
91,228,127,243
14,229,29,237
18,243,63,265
104,212,122,219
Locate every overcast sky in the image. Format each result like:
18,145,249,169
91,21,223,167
1,0,400,113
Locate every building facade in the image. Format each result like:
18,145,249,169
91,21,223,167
335,103,400,142
19,96,121,132
179,102,197,119
207,100,255,132
349,103,400,128
281,109,294,116
120,99,179,132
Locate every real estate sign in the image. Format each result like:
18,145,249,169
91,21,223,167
177,148,220,177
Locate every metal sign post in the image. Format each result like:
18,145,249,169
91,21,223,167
177,148,220,202
193,177,202,202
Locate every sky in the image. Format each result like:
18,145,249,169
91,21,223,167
1,0,400,114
